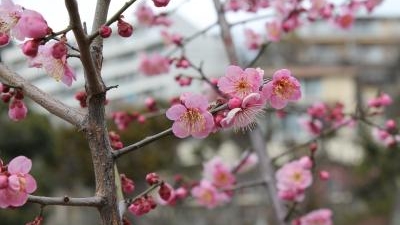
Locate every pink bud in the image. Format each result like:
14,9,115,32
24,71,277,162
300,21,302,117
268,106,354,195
175,187,188,199
8,99,28,121
228,97,242,109
158,183,172,201
52,42,67,59
152,0,170,7
299,156,313,169
22,40,40,57
1,94,11,103
145,97,157,111
137,115,146,124
117,19,133,37
0,33,10,47
319,170,330,181
145,172,160,185
386,119,397,131
309,142,318,153
99,25,112,38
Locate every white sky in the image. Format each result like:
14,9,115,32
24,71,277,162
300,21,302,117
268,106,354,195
12,0,400,32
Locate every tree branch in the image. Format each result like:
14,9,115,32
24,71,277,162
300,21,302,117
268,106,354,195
113,128,173,159
65,0,105,95
0,64,85,128
88,0,139,42
28,195,103,207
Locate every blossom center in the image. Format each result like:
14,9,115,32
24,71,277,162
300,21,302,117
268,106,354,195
292,172,303,182
273,78,294,99
201,190,214,203
180,108,205,132
235,78,251,95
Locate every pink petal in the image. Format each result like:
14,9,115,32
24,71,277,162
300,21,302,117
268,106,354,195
273,69,291,80
5,190,28,207
8,156,32,174
172,121,190,138
242,93,261,108
24,174,37,193
244,68,263,87
166,104,186,120
261,82,273,99
184,94,208,110
225,65,243,78
270,95,287,109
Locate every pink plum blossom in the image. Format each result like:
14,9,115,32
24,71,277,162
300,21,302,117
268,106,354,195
0,0,22,46
218,65,263,98
307,102,327,118
135,5,155,26
335,10,354,29
367,93,392,108
29,41,76,86
152,0,170,7
244,28,263,50
299,117,323,136
266,20,282,42
166,93,214,139
8,99,27,121
0,156,37,208
262,69,301,109
221,92,266,130
203,157,235,189
13,9,50,40
138,53,170,76
276,157,313,202
298,209,333,225
191,180,230,209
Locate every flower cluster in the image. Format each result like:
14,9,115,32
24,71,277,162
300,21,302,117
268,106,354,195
166,66,301,138
0,83,28,121
225,0,383,47
0,156,37,208
0,0,51,47
112,111,146,130
121,174,135,194
135,4,172,27
138,53,170,76
300,102,351,136
372,119,399,148
275,156,313,202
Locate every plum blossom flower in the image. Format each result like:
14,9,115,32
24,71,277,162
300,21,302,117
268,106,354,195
0,0,22,46
262,69,301,109
12,9,50,40
218,65,263,98
276,157,313,202
135,5,155,26
244,28,263,50
166,93,214,138
29,41,76,86
266,20,282,42
138,53,170,76
367,92,392,108
298,209,333,225
203,157,235,189
191,180,230,209
221,92,266,130
335,10,354,29
299,117,323,136
8,99,27,121
0,156,37,208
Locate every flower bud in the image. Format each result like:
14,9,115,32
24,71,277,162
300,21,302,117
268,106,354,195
117,19,133,37
99,25,112,38
145,173,160,185
51,41,67,59
22,40,40,57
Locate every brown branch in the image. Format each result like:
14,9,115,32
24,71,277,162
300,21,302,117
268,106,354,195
28,195,103,207
113,128,173,158
88,0,139,42
0,64,85,128
212,0,239,64
65,0,105,95
246,42,270,68
250,126,287,225
125,182,162,204
231,149,252,174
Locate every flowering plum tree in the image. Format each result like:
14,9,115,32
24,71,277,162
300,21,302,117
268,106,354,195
0,0,394,225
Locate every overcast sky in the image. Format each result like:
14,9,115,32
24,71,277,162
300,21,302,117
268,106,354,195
13,0,400,32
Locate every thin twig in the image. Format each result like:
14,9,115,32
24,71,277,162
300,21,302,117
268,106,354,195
246,42,270,68
28,195,103,207
88,0,139,42
0,64,86,128
229,14,274,27
125,182,162,204
113,128,173,158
